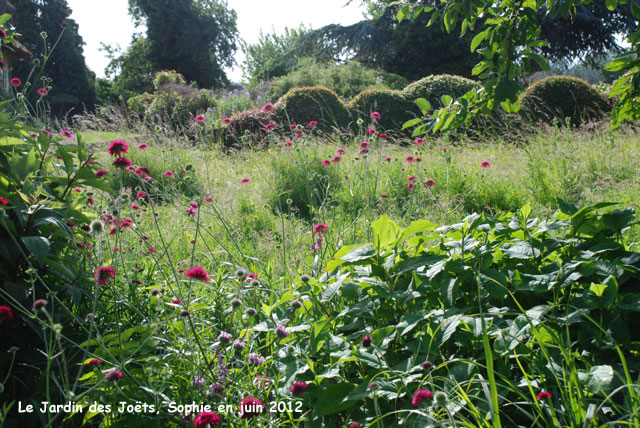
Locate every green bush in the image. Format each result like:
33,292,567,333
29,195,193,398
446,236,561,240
269,58,409,100
348,88,419,131
274,86,351,131
126,92,155,115
402,74,480,109
145,83,214,129
520,75,611,126
153,70,187,91
226,107,275,145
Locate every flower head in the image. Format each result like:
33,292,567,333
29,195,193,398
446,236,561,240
10,78,21,88
0,29,6,39
275,325,289,338
0,306,13,321
405,155,415,163
425,179,435,187
308,120,318,127
187,207,197,217
536,391,553,400
240,177,251,184
194,114,206,122
193,411,221,427
333,155,342,163
112,157,132,169
108,140,128,156
313,223,328,235
414,137,425,145
85,358,102,366
136,191,147,199
262,103,274,112
222,117,232,124
412,389,433,407
265,123,275,131
481,160,491,168
218,332,232,343
336,148,345,155
104,369,124,381
94,169,108,178
94,266,115,285
321,159,331,166
239,397,263,419
248,353,264,365
359,141,370,149
185,266,210,282
33,299,47,311
37,88,48,96
367,128,376,135
290,381,308,396
370,111,381,120
138,143,148,150
361,335,372,347
163,170,174,178
60,130,73,139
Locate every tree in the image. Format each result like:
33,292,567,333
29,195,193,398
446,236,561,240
12,0,96,116
103,36,154,99
127,0,238,88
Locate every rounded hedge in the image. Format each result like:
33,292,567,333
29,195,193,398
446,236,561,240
145,84,213,129
153,70,186,91
273,86,351,131
402,74,480,109
519,75,611,126
347,88,419,131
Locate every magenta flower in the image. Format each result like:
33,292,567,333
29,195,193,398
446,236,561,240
187,207,197,217
37,88,48,96
313,223,328,235
94,266,115,285
104,369,124,381
360,148,369,155
275,325,289,338
94,169,108,178
163,170,174,178
222,117,232,124
359,141,370,149
408,182,416,191
378,133,388,138
85,358,103,366
185,266,210,282
204,197,213,202
138,143,148,150
536,391,553,400
425,179,435,187
112,157,132,169
367,128,376,135
414,137,425,145
240,178,251,184
0,29,6,39
262,103,274,112
10,78,21,87
265,123,275,131
321,159,331,166
194,411,221,427
239,397,263,419
60,130,72,138
441,146,448,151
336,148,345,155
380,194,389,198
405,155,415,163
130,204,139,210
333,155,342,163
194,114,206,122
370,111,381,120
0,306,13,321
308,120,318,127
384,157,392,162
407,175,416,182
481,160,491,168
136,191,147,199
412,389,433,407
290,381,308,396
361,335,372,347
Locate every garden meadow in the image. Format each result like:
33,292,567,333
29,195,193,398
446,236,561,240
3,2,640,428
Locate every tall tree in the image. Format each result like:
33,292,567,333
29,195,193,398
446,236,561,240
12,0,96,116
127,0,238,88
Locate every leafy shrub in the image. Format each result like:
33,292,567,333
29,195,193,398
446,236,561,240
402,74,481,108
126,92,155,115
152,70,187,90
520,75,612,126
145,83,215,129
348,88,419,131
269,58,409,100
274,86,351,131
226,107,274,145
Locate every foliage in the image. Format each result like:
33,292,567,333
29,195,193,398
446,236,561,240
145,83,214,129
269,58,409,100
127,0,238,88
274,86,351,131
402,74,480,107
153,69,187,90
103,36,155,100
226,107,274,144
11,0,96,116
126,92,155,115
348,87,419,131
520,75,611,126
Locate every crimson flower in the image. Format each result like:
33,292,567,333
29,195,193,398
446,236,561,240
239,397,263,419
290,381,308,396
86,358,103,366
94,266,115,285
194,411,221,427
185,266,210,282
0,306,13,321
112,157,132,168
37,88,48,96
262,103,274,112
370,111,381,120
94,169,108,178
194,114,205,122
313,223,328,235
108,140,128,156
412,389,433,407
10,78,21,87
104,369,123,381
536,391,552,400
361,335,372,347
60,130,72,138
481,160,491,168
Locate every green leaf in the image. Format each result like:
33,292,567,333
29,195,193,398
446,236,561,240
605,0,617,11
440,95,452,106
586,365,615,394
632,1,640,20
314,382,356,416
402,117,423,129
0,13,11,26
310,319,331,353
470,29,489,52
341,245,375,263
372,215,401,251
415,98,431,114
21,236,51,265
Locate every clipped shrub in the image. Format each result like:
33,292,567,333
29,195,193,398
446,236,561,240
153,70,187,91
402,74,480,109
127,92,155,115
226,107,274,145
348,88,419,131
273,86,351,131
145,83,214,129
520,75,611,126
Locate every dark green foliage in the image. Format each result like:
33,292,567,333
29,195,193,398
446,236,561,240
127,0,238,88
11,0,96,115
104,37,155,99
402,74,481,108
520,75,611,126
274,86,351,131
347,88,418,131
127,92,155,115
145,83,214,128
268,59,409,100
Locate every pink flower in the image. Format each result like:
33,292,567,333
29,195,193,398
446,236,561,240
138,143,148,150
359,141,370,149
360,148,369,155
136,191,147,199
185,266,210,282
94,169,108,178
333,155,342,163
194,114,206,122
263,103,274,112
0,306,13,321
378,133,388,138
194,411,221,427
0,197,8,206
130,204,139,210
37,88,48,96
405,155,415,163
367,128,376,135
370,111,381,120
240,177,251,184
425,179,435,187
321,159,331,166
108,141,128,156
407,175,416,182
408,183,415,191
265,123,275,131
384,157,392,162
380,194,389,198
415,157,422,162
412,389,433,407
163,170,174,178
222,117,232,124
172,299,183,304
104,369,123,381
349,424,362,428
414,137,425,145
94,266,115,285
290,124,298,130
239,397,263,419
336,148,345,155
60,130,72,138
481,160,491,168
187,207,197,217
285,141,293,147
204,197,213,202
441,146,448,151
112,157,132,169
10,78,21,87
536,391,552,400
86,358,102,366
308,120,318,127
313,223,329,235
290,381,308,396
361,335,372,347
0,29,6,39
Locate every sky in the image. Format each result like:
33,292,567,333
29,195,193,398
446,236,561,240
65,0,368,83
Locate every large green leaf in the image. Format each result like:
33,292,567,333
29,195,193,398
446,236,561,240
21,236,51,265
314,382,356,417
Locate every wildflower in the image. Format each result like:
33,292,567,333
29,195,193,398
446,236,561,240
300,274,310,283
265,123,275,131
10,78,21,87
240,178,251,184
172,299,183,304
405,155,415,163
89,219,104,234
415,157,422,162
193,411,221,427
378,133,388,139
218,332,232,343
370,111,381,120
0,197,7,206
60,130,72,138
163,170,174,178
187,207,197,217
112,157,132,169
209,383,224,396
441,146,448,151
434,391,447,405
94,169,108,178
291,299,302,309
425,179,435,187
244,307,257,317
86,358,102,366
359,141,370,149
361,335,372,347
189,202,199,209
37,88,48,96
0,306,14,321
308,120,318,127
254,374,270,388
349,423,362,428
367,128,376,135
138,143,148,150
321,159,331,166
336,148,345,155
408,182,415,191
275,325,289,338
412,389,433,407
130,204,140,211
0,29,5,39
87,196,94,206
138,167,151,176
136,191,147,199
333,155,342,163
481,160,491,168
360,148,369,155
407,175,416,182
421,361,434,369
104,369,124,381
233,340,245,351
414,137,425,145
222,117,232,124
536,391,552,400
313,223,328,235
384,157,392,162
239,397,263,419
185,266,210,282
194,114,206,122
380,194,389,198
248,353,264,365
285,141,293,147
290,381,308,396
107,140,128,156
204,197,213,202
94,266,115,285
32,299,47,311
262,103,274,112
180,309,190,317
192,376,206,389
